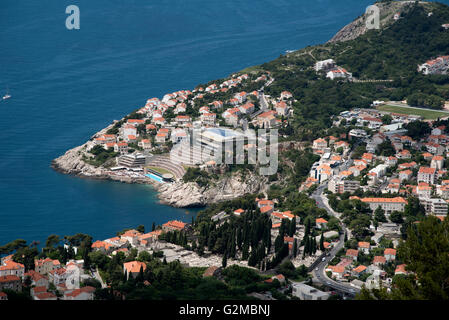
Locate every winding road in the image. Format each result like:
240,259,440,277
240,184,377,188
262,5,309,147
310,183,359,297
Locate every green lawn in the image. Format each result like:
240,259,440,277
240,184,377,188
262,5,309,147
239,65,264,74
147,166,172,175
377,105,449,120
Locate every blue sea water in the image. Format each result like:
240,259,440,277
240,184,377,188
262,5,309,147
1,0,446,246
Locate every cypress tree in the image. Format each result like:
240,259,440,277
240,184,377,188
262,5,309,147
293,239,298,258
304,236,310,256
137,266,144,282
274,234,283,252
237,227,243,250
305,218,311,237
289,217,296,237
267,230,272,253
320,232,325,251
280,219,286,236
230,232,236,258
248,250,256,266
242,243,249,260
222,252,228,268
152,222,156,231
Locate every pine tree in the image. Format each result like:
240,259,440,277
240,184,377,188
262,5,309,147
374,206,387,223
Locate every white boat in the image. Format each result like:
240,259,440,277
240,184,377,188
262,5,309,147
2,88,11,100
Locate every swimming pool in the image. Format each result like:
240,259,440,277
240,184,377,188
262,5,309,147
145,173,164,183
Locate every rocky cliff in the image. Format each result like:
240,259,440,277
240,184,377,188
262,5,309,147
155,172,268,208
328,1,425,43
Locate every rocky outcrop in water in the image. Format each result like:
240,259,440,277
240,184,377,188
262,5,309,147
52,143,104,177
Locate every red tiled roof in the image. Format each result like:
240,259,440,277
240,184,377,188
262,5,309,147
346,249,358,257
0,275,21,283
163,220,186,230
123,261,147,273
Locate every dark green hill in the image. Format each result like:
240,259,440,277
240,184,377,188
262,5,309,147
245,1,449,141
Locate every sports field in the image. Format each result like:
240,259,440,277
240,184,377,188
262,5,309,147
377,105,449,120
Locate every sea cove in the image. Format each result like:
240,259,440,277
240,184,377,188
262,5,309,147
0,0,384,246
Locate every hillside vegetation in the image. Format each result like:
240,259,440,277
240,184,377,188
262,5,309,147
242,1,449,142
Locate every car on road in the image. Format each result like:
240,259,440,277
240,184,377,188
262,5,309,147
315,267,319,271
322,257,326,262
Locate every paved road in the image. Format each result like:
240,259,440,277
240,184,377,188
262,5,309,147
93,268,107,289
310,183,359,297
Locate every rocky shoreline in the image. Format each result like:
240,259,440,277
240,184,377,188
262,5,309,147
52,141,268,208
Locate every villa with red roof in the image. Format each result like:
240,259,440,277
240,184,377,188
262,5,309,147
64,286,96,300
346,249,359,261
315,218,328,229
123,261,147,279
0,275,22,292
384,248,397,262
0,260,25,279
358,242,370,254
260,205,274,215
162,220,187,232
361,197,407,214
